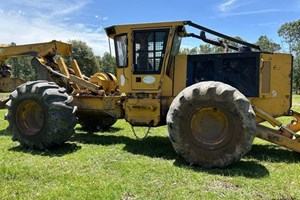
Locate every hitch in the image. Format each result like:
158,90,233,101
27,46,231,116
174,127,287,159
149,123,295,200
285,110,300,136
253,106,300,152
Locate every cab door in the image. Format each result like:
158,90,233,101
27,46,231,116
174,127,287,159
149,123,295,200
131,29,169,91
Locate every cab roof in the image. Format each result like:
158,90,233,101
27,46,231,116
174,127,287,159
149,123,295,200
105,21,186,38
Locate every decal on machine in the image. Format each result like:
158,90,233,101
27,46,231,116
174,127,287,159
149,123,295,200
120,75,125,86
143,76,156,84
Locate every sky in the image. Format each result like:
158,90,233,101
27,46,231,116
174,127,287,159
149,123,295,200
0,0,299,56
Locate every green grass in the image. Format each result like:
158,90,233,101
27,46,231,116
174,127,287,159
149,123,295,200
293,95,300,105
1,101,300,199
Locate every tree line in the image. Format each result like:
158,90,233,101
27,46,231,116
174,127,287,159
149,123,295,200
6,19,300,93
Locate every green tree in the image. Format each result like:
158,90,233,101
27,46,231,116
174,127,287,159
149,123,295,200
255,35,281,52
7,56,35,81
278,19,300,53
68,40,100,76
5,42,36,81
182,36,246,55
95,55,102,70
293,55,300,94
179,47,198,55
101,52,116,74
278,20,300,93
219,36,245,53
198,44,213,54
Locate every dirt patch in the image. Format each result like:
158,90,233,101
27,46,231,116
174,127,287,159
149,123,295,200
205,179,239,191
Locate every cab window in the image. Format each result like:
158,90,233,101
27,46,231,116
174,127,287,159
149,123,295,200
115,34,128,67
133,29,169,74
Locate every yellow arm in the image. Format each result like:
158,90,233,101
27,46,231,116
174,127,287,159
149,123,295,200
0,40,72,63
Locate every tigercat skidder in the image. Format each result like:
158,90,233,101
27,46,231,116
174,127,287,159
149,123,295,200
2,21,300,168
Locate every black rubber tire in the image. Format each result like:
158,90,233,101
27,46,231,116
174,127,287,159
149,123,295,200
79,117,117,132
1,70,11,78
5,80,77,149
167,81,256,168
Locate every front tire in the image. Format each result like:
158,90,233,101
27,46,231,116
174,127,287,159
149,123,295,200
5,80,77,149
167,81,256,168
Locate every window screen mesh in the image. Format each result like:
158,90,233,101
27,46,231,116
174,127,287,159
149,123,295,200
134,29,168,73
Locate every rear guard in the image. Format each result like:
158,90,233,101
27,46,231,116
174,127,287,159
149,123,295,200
257,124,300,153
255,107,300,153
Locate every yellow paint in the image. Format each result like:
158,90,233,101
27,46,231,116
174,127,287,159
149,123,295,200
131,74,161,90
251,53,292,119
124,98,161,126
73,96,123,119
89,73,118,93
56,57,70,77
257,125,300,153
173,55,187,96
107,21,186,95
71,59,84,79
0,40,71,63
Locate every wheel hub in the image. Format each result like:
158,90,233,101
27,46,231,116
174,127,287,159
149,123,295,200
16,100,44,136
191,107,230,149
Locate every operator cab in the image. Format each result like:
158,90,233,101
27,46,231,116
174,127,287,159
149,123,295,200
106,21,185,93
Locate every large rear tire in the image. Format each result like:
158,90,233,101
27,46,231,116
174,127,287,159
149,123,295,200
167,81,256,168
5,80,77,149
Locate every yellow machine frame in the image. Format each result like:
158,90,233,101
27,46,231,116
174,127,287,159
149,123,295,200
106,21,300,153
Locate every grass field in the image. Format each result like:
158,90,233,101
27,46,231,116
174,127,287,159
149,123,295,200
0,98,300,199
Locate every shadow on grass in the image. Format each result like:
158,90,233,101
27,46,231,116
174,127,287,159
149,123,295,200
173,159,270,178
0,128,8,136
5,127,122,157
75,127,124,134
246,144,300,163
210,160,270,178
71,133,271,178
8,142,81,157
71,133,177,160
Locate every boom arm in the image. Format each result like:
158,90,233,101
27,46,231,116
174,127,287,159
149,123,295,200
184,21,261,51
0,40,119,96
0,41,71,93
0,40,72,63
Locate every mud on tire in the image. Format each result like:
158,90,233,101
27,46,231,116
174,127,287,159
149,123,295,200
5,80,77,149
167,81,256,168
